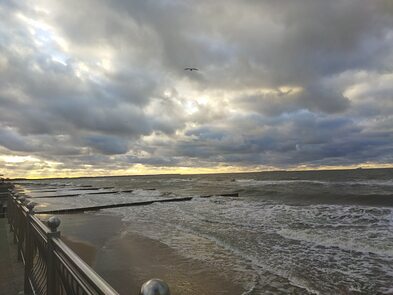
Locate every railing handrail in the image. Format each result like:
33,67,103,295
30,214,52,238
52,238,118,294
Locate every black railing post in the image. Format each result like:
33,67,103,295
7,191,12,229
7,190,11,224
24,202,35,295
11,194,16,231
13,197,22,244
16,197,26,261
46,216,61,295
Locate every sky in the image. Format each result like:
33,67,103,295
1,0,393,178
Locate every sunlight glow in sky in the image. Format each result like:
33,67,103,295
1,0,393,178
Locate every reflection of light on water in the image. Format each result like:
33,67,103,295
36,203,49,208
36,214,51,220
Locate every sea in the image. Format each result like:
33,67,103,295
14,168,393,294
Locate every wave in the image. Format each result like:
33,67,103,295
235,179,393,187
167,223,321,294
131,188,162,198
236,179,327,186
277,227,393,257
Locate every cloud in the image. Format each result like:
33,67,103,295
83,135,129,155
0,128,35,152
0,0,393,176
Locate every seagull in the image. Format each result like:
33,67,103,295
184,67,199,71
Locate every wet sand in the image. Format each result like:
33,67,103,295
62,235,97,266
58,213,244,295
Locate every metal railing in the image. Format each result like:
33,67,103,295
7,188,170,295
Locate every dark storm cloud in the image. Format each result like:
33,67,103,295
147,111,392,168
0,0,393,175
235,84,351,116
83,135,129,155
0,128,34,152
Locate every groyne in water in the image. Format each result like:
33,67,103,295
36,196,194,214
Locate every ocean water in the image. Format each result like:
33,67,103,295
15,168,393,294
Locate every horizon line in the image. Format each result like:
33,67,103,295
4,166,393,181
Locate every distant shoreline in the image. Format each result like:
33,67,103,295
8,166,393,181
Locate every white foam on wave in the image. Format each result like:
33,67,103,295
240,277,258,295
131,188,162,198
235,179,327,186
175,225,321,295
104,196,393,293
235,178,393,187
104,198,326,294
277,227,393,257
380,286,393,294
261,203,393,256
347,180,393,187
162,178,194,183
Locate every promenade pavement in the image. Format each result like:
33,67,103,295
0,184,24,295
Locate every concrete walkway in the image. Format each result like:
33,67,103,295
0,187,24,295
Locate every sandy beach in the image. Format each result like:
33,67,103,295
58,213,244,295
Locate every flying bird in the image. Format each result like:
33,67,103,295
184,67,199,71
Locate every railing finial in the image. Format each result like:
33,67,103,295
27,201,36,214
140,279,170,295
47,216,61,232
